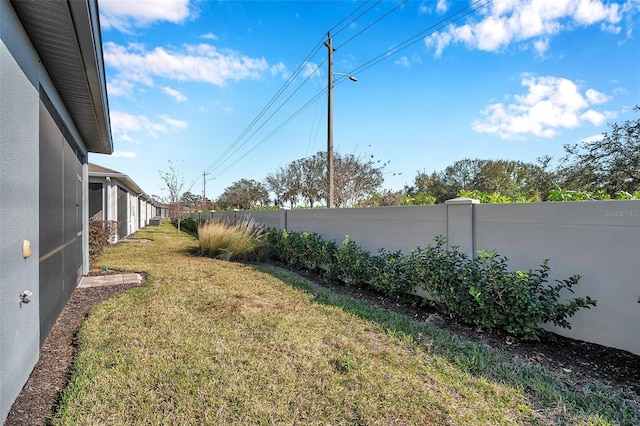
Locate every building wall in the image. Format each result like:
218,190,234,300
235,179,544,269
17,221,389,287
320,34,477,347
88,177,155,242
202,200,640,355
1,2,94,420
0,3,41,420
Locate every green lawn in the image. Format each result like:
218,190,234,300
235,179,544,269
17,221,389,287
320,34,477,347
52,222,638,425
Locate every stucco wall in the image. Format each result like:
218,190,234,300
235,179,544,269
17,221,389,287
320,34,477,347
0,3,41,420
1,2,93,420
286,206,448,253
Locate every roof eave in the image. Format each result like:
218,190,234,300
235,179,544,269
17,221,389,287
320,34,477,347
11,0,113,155
68,0,113,154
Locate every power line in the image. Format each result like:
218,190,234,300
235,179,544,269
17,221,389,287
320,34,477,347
335,0,409,50
206,56,328,176
206,0,494,182
305,96,325,156
203,1,377,176
211,87,329,179
328,0,378,38
204,40,325,174
348,0,494,77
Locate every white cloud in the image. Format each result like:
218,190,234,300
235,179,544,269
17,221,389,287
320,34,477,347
425,0,622,56
110,110,188,141
419,0,448,14
199,100,233,114
104,42,269,89
112,151,138,158
302,61,322,79
100,0,193,32
159,115,188,129
579,109,607,126
270,62,289,79
436,0,449,14
107,78,134,97
394,56,411,67
585,88,610,104
472,75,612,139
580,133,604,144
162,86,187,102
202,32,218,40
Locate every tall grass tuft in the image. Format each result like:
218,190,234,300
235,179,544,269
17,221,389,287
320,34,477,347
198,216,268,261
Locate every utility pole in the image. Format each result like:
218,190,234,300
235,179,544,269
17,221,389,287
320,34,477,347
202,171,207,210
325,32,335,208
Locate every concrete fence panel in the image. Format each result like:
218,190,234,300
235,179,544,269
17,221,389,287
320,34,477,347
474,200,639,354
287,206,447,253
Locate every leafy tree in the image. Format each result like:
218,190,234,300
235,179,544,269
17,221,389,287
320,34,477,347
217,179,270,210
358,190,406,207
281,162,301,208
264,151,387,208
406,171,451,203
265,169,288,208
333,152,386,207
441,158,485,195
475,159,553,200
407,158,554,203
559,106,639,196
297,153,326,208
180,191,201,208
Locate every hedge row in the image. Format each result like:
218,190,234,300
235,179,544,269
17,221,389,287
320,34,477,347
266,229,596,340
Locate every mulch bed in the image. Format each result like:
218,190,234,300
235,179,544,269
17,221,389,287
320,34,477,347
4,282,141,426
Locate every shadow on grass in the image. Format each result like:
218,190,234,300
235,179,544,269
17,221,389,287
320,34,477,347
250,263,640,426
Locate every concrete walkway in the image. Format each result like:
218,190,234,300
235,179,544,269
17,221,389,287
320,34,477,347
78,273,143,288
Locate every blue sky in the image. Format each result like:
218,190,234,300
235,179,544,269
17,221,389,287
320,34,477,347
92,0,640,202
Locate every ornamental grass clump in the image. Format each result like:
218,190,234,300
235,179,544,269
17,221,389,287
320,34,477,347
198,216,267,261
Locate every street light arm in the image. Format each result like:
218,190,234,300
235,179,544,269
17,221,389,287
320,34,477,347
334,72,358,82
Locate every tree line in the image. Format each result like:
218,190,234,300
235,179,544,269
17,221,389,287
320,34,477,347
168,106,639,210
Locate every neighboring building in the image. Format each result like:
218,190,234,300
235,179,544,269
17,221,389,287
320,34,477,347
1,0,112,421
89,163,157,241
155,203,169,219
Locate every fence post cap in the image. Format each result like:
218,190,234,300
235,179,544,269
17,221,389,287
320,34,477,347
445,197,480,205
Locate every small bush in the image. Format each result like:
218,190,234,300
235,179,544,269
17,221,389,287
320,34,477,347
267,228,337,274
330,235,377,285
88,220,120,268
199,216,267,261
172,217,199,235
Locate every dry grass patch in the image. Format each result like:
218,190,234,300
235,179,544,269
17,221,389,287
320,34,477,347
51,222,637,425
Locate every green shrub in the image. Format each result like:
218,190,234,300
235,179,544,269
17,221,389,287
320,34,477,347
422,246,596,340
267,228,337,275
265,229,596,340
329,236,377,285
548,185,639,201
88,220,120,268
173,217,198,235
